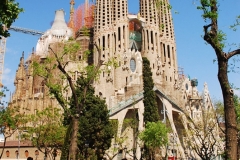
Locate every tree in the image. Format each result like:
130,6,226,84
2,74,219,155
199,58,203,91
0,106,26,159
122,115,139,160
33,40,91,160
142,57,159,123
196,1,240,159
104,119,120,160
183,109,223,160
142,57,160,159
214,95,240,159
0,0,23,37
21,106,66,160
139,121,168,160
75,76,114,160
33,39,117,160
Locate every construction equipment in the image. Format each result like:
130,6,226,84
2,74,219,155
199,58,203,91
9,26,44,36
0,37,6,86
0,0,91,86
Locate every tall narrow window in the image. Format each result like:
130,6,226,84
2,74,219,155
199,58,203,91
118,27,121,41
151,31,153,44
103,36,105,51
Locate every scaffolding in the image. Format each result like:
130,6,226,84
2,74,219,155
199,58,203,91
0,36,6,86
69,1,95,34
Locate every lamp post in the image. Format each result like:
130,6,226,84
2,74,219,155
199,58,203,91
16,129,22,160
161,103,168,124
170,133,177,160
123,146,127,160
85,140,89,159
113,143,119,156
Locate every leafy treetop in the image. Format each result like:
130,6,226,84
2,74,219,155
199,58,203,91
0,0,23,37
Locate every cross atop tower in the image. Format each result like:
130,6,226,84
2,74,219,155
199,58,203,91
68,0,75,31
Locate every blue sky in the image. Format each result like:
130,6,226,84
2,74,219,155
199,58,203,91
2,0,240,103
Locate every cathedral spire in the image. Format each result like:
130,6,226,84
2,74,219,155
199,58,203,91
84,0,89,26
69,0,75,32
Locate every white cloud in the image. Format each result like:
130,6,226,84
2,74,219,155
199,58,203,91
234,89,240,97
2,67,14,87
4,68,11,74
6,47,19,55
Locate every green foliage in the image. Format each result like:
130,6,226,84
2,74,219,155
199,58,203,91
214,99,224,122
122,118,138,132
0,106,23,135
155,0,172,11
142,55,161,160
230,15,240,31
197,0,218,20
104,56,119,74
0,106,27,159
214,30,226,49
0,86,9,106
142,57,159,123
185,109,223,160
214,96,240,159
63,41,81,61
197,0,227,50
33,39,112,159
32,41,83,113
195,0,239,158
139,121,168,159
0,0,23,37
60,122,72,160
214,95,240,125
110,119,118,137
21,106,66,157
74,76,114,160
233,95,240,129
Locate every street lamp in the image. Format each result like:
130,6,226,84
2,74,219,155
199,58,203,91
85,140,89,159
123,146,127,160
16,129,22,160
161,103,168,124
170,133,177,160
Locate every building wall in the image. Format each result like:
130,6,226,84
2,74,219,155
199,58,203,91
5,0,223,159
0,146,60,160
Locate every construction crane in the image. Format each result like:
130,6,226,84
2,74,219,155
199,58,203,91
0,0,86,86
0,37,6,87
0,26,44,86
9,26,44,36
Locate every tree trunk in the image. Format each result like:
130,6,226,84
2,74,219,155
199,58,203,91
68,117,79,160
238,137,240,160
218,60,237,159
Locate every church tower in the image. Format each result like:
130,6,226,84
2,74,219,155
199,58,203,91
140,0,178,91
93,0,179,105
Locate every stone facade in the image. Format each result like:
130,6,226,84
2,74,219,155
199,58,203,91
2,0,223,160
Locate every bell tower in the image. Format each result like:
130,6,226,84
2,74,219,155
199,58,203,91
93,0,179,103
139,0,178,89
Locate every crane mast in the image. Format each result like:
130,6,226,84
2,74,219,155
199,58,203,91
0,37,6,86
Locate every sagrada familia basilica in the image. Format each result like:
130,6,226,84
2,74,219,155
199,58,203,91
1,0,223,159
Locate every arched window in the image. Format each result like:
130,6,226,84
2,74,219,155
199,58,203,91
6,150,10,157
25,150,29,158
